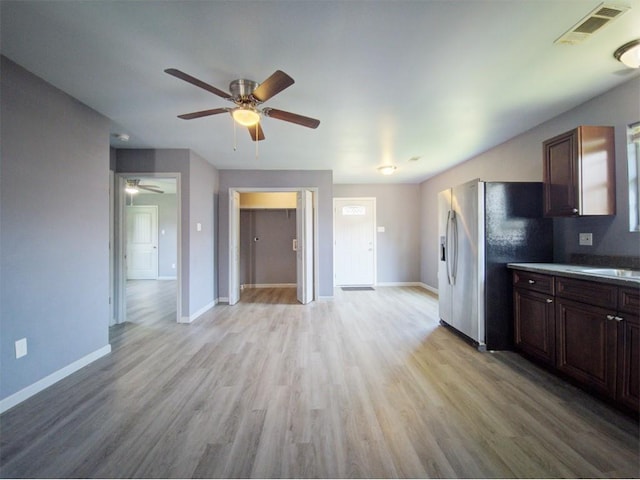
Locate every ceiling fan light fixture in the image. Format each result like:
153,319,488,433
125,179,139,194
614,39,640,68
232,107,260,127
377,165,397,175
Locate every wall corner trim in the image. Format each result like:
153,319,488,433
0,344,112,414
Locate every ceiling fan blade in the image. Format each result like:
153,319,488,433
247,123,266,142
251,70,294,103
177,108,229,120
165,68,232,100
263,108,320,129
138,185,164,194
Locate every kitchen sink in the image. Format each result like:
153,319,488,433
567,267,640,278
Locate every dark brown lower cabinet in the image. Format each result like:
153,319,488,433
514,288,555,366
512,269,639,415
555,298,617,398
617,288,640,411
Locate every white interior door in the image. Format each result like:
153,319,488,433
126,206,158,279
333,198,376,286
296,190,313,304
229,190,241,305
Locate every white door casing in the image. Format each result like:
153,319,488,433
126,205,158,280
229,190,241,306
333,197,376,286
296,190,313,304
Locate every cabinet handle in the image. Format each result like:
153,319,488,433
528,279,535,284
546,299,553,303
614,316,624,322
606,315,615,320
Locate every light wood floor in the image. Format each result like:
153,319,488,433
1,284,638,478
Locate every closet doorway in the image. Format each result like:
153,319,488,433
229,189,317,305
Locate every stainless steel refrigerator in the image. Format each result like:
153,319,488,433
438,179,553,351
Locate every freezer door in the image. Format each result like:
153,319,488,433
437,188,453,325
451,180,485,344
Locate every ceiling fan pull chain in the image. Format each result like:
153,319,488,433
255,124,259,159
233,117,237,151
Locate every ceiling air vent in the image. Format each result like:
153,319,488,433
555,3,630,45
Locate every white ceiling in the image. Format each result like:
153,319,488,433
2,1,639,184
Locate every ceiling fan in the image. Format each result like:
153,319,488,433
164,68,320,141
125,179,164,194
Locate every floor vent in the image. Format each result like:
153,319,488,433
555,2,630,45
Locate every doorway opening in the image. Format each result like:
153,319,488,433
113,173,181,325
229,188,318,305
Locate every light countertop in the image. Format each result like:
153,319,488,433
507,263,640,288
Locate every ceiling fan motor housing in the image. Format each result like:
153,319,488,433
229,79,259,102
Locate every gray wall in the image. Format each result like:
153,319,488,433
240,209,297,285
130,193,178,278
218,170,333,298
420,76,640,290
333,184,421,284
116,149,219,316
189,151,217,311
1,57,111,400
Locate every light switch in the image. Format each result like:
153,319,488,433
196,223,202,232
377,226,385,233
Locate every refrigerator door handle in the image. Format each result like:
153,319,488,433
450,211,458,284
445,210,453,285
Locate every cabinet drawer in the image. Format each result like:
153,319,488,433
555,276,617,310
513,270,554,294
618,287,640,319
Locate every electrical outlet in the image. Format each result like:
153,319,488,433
15,338,27,359
579,233,593,246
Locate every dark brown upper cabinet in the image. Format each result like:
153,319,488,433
543,126,616,217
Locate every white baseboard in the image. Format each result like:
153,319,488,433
419,283,438,295
179,299,216,324
242,283,296,289
157,276,177,280
218,297,229,304
317,295,334,301
0,344,112,414
374,281,438,295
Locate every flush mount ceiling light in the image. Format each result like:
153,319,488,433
377,165,397,175
614,39,640,69
232,106,260,127
112,133,130,142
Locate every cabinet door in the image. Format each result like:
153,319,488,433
543,129,577,216
514,287,555,365
617,287,640,412
556,298,617,398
